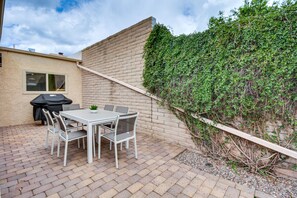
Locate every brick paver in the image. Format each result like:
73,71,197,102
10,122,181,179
0,124,266,197
225,186,240,198
182,185,197,197
127,182,144,194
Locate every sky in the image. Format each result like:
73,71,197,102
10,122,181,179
2,0,246,56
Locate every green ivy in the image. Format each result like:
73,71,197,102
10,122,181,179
143,0,297,150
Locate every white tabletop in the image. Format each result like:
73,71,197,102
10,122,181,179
60,108,121,163
60,109,120,125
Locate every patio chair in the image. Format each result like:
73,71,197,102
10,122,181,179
42,109,59,155
102,106,129,150
99,112,139,168
90,104,116,157
53,112,87,166
115,106,129,114
62,104,96,152
43,108,86,154
99,105,116,130
62,104,90,152
62,103,80,111
104,104,114,111
100,104,116,128
62,104,81,126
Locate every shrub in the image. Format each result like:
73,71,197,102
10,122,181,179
143,0,297,172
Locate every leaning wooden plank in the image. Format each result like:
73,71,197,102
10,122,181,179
76,63,160,101
194,115,297,159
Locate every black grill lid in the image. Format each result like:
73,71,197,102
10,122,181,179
30,94,72,106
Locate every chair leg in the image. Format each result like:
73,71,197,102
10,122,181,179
134,137,138,159
110,141,112,150
57,137,60,157
114,142,118,169
83,138,85,149
120,143,122,151
50,133,55,155
45,130,49,148
93,130,96,157
64,141,68,166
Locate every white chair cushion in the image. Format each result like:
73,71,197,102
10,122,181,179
61,130,87,141
65,119,78,126
102,132,132,142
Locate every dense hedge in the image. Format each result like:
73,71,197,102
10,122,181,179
143,0,297,153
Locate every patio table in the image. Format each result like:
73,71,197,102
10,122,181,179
60,109,120,163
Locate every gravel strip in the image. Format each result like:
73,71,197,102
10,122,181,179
175,149,297,198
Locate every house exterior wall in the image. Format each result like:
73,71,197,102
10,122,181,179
0,49,82,127
81,17,195,148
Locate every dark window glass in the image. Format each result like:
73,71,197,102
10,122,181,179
26,72,46,91
48,74,65,91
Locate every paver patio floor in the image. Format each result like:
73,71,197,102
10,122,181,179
0,124,270,198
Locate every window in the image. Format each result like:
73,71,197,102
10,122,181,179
26,72,46,91
48,74,65,91
25,72,66,92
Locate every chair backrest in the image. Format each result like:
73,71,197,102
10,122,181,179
52,112,68,137
114,112,138,140
62,104,80,111
115,106,129,114
42,109,55,128
104,104,114,111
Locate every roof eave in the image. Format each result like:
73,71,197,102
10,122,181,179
0,46,82,62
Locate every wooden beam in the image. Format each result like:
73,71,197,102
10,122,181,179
76,63,160,101
193,115,297,159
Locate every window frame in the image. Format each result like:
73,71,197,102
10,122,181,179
23,70,67,94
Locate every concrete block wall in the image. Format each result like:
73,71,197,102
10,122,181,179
81,17,195,148
82,18,152,90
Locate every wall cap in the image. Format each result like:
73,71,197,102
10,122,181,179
82,16,156,52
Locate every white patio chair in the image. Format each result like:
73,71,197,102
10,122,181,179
100,105,115,128
100,104,116,131
53,112,87,166
42,109,59,155
90,105,116,156
115,106,129,114
43,108,85,155
62,104,81,126
62,103,80,111
62,104,95,154
99,112,139,168
104,104,114,111
102,106,129,150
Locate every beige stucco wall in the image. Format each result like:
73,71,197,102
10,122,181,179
81,17,195,148
0,49,82,127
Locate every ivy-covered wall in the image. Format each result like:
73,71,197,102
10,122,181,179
143,0,296,172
